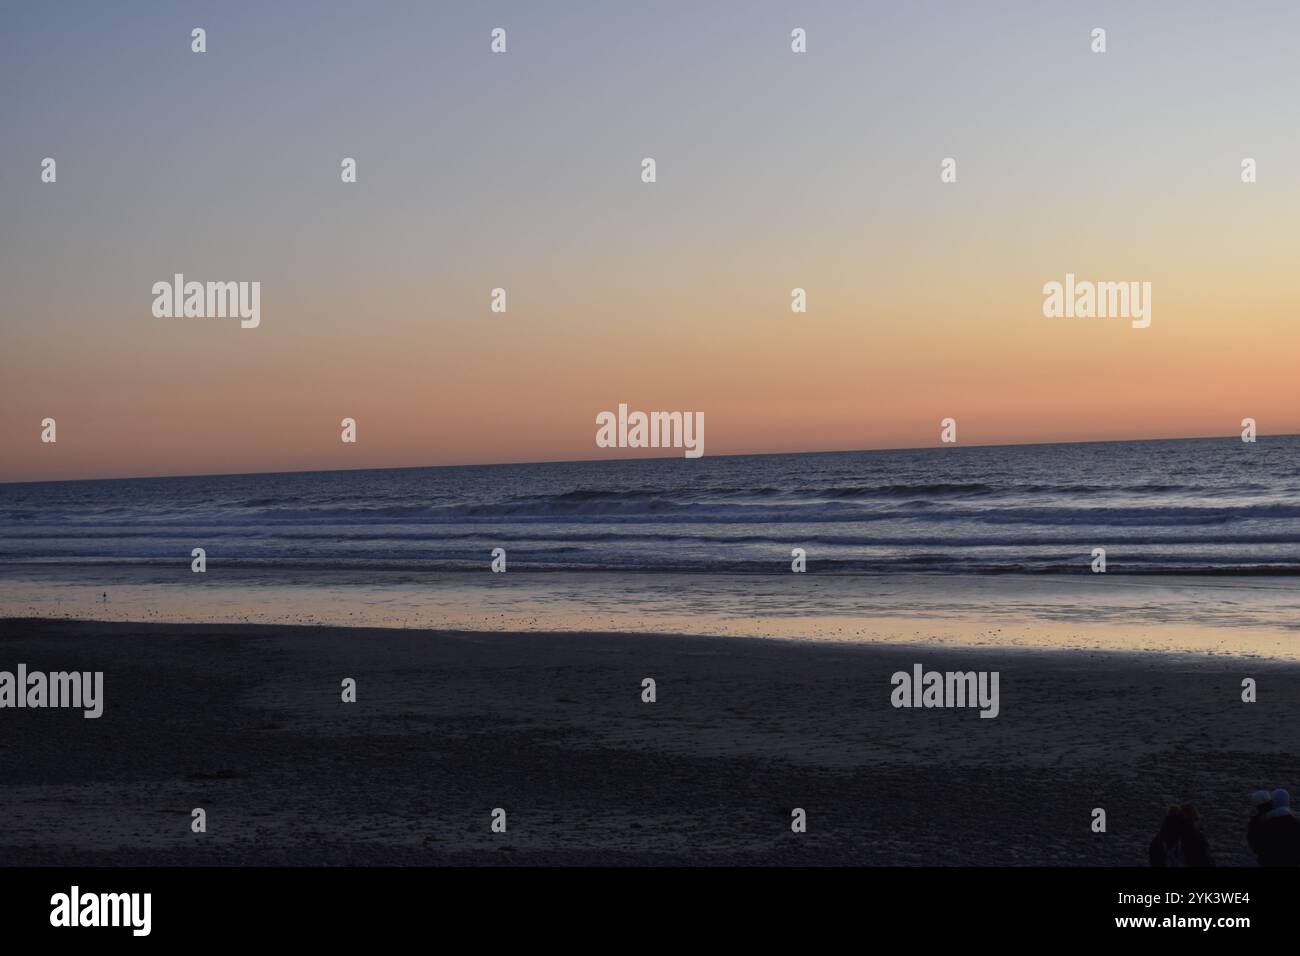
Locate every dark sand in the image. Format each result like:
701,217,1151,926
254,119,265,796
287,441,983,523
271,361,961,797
1,617,1295,866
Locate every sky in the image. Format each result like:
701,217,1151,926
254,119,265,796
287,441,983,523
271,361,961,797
3,1,1299,482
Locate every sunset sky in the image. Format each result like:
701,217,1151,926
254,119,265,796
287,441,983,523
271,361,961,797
3,1,1299,482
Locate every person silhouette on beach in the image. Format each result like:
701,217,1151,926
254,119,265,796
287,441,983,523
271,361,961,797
1253,789,1300,866
1247,789,1273,860
1149,804,1212,867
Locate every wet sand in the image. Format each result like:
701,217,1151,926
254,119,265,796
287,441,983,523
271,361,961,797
1,617,1295,865
4,569,1299,659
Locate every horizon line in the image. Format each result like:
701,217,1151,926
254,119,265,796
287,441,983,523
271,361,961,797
2,429,1291,488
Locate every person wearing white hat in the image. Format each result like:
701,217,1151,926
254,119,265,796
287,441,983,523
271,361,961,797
1254,788,1300,866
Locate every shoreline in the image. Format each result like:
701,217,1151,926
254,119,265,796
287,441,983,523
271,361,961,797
3,570,1298,660
4,613,1297,663
2,617,1295,866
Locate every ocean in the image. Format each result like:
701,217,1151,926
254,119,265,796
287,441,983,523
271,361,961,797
2,436,1298,575
2,436,1298,654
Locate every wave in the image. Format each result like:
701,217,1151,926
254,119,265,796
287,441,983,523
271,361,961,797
7,498,1300,529
4,556,1299,575
8,529,1300,549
